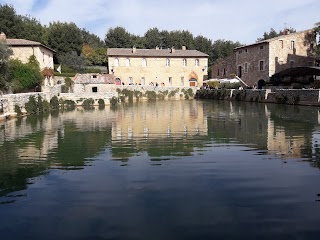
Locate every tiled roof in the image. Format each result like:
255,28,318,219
73,73,115,84
107,48,209,58
6,38,56,52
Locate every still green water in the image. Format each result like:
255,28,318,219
1,100,320,240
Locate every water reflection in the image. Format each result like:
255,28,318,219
1,100,320,239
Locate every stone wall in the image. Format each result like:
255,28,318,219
196,88,320,106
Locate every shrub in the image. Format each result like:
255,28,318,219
110,96,119,106
145,91,157,101
287,95,300,105
98,99,105,108
14,105,22,116
50,96,59,110
275,92,287,104
82,98,95,109
25,96,39,114
62,100,76,110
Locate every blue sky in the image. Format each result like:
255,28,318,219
1,0,319,44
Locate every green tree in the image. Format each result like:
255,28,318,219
0,4,23,38
0,41,13,92
257,27,296,41
81,29,105,48
58,51,86,71
105,27,133,48
47,22,83,59
20,16,46,43
144,28,162,49
211,39,241,63
8,56,42,93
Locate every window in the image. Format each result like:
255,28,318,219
142,58,147,67
114,58,119,66
260,45,264,50
238,50,242,54
141,77,145,85
279,40,284,49
180,77,184,86
195,59,199,66
244,63,248,73
126,58,130,66
291,41,295,50
168,77,172,86
166,58,170,66
183,58,187,67
92,75,97,79
245,49,248,53
223,68,226,76
259,60,264,71
129,77,133,85
92,87,98,93
42,52,45,62
217,69,220,76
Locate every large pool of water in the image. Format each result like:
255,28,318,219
1,100,320,239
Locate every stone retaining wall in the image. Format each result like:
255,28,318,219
196,88,320,106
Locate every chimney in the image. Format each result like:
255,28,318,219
132,46,136,53
0,32,6,42
171,47,175,53
182,46,186,51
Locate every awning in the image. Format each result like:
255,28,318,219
273,66,320,78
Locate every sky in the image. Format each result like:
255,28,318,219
1,0,319,45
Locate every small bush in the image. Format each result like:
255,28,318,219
98,99,105,109
275,92,287,104
145,91,157,101
82,98,94,109
110,97,119,106
25,96,38,114
14,105,22,116
50,96,59,110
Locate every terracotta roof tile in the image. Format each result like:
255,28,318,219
6,38,56,52
107,48,208,58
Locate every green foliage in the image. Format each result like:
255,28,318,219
25,96,39,114
145,91,157,101
14,104,22,116
98,99,105,108
234,90,246,101
257,27,296,41
58,51,86,71
47,21,83,57
61,100,76,111
275,92,287,104
8,57,42,93
181,88,194,100
110,96,119,106
287,95,300,105
50,96,59,110
168,89,180,98
105,27,133,48
82,98,94,109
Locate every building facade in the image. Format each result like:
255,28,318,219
107,46,208,88
212,29,316,87
0,32,55,70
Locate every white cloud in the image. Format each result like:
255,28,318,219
1,0,319,44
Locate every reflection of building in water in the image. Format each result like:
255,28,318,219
112,101,208,140
267,120,306,158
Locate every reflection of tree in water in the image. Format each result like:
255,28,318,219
0,118,112,201
111,136,208,161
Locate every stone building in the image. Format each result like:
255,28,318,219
211,29,316,87
107,46,208,88
73,73,115,94
0,32,55,70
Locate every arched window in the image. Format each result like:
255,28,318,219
142,58,147,67
183,58,187,67
126,58,130,66
195,59,199,66
114,58,119,67
166,58,170,67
